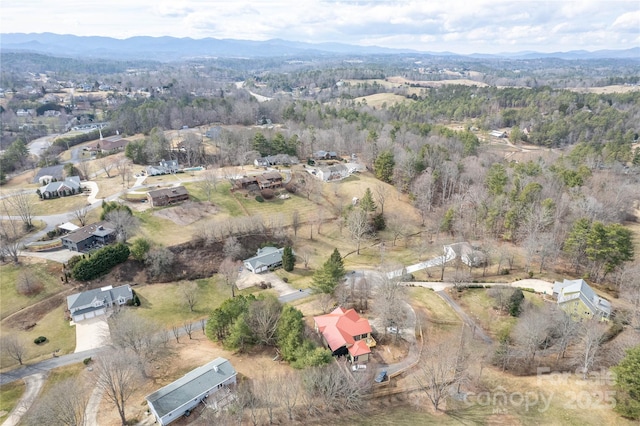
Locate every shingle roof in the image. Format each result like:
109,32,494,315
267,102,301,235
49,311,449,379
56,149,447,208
66,284,132,311
244,247,284,271
146,358,236,418
147,186,189,200
61,221,115,244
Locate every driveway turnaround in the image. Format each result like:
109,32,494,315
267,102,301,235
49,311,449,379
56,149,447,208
74,316,110,353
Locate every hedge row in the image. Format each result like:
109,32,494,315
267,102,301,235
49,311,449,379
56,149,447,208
72,243,130,281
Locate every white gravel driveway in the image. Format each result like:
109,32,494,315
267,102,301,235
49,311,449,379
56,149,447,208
74,316,110,353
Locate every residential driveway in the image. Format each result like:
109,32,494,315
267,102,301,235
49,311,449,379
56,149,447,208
74,316,110,353
18,248,77,263
1,373,46,426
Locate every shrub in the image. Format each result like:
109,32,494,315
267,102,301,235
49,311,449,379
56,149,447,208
500,268,510,275
285,183,297,193
528,271,534,278
282,277,289,283
255,195,264,203
83,357,92,365
372,213,386,231
260,189,275,200
34,336,47,344
72,243,130,281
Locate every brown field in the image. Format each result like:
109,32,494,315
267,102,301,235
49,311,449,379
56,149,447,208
567,85,640,94
353,93,412,108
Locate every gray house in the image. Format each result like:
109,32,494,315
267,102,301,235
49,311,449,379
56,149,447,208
243,247,285,274
66,284,133,322
38,176,82,199
553,279,612,321
146,358,237,426
60,221,116,252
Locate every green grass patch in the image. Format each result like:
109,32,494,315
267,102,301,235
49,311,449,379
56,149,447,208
0,380,25,421
0,262,66,320
134,210,188,246
0,305,76,370
183,181,243,217
41,363,85,392
273,268,314,290
408,287,461,324
457,288,517,337
133,277,258,327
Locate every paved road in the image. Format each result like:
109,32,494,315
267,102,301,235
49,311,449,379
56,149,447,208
278,289,312,303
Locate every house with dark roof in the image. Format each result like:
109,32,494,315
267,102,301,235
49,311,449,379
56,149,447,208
147,159,179,176
146,186,189,207
256,171,283,189
314,150,338,160
243,247,284,274
146,358,237,426
86,136,130,154
60,221,116,252
38,176,82,199
33,165,65,184
553,279,611,321
66,284,133,322
314,307,376,363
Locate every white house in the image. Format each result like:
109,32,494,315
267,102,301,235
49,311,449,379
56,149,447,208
66,284,133,322
146,358,237,426
243,247,285,274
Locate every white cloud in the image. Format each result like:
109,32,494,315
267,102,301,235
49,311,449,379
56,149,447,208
0,0,637,53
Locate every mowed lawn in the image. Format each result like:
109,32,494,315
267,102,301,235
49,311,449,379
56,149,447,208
0,261,67,320
408,287,461,324
0,304,76,370
0,381,25,423
133,277,258,327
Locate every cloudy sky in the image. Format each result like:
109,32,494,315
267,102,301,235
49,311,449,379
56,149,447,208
1,0,638,54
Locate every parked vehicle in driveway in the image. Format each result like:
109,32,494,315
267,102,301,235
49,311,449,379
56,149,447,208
375,370,388,383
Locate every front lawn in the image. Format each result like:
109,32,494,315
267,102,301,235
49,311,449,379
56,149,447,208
0,381,25,423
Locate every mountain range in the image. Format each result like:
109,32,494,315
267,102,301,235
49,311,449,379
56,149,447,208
1,33,638,61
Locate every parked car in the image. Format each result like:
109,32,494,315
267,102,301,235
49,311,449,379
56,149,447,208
375,370,388,383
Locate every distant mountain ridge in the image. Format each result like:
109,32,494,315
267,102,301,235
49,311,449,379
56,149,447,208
1,33,638,61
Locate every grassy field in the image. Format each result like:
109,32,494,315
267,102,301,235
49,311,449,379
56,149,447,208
134,209,194,246
133,277,258,327
407,287,461,324
183,181,244,217
0,261,66,320
353,93,412,108
0,380,25,422
0,304,76,370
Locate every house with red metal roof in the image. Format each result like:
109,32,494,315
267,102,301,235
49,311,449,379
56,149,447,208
313,307,376,363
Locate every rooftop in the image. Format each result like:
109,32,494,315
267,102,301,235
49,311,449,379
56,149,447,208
146,358,236,418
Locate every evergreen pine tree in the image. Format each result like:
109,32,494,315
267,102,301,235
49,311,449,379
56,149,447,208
282,246,295,272
360,188,377,212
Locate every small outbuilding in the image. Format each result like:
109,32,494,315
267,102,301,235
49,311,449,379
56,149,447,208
146,357,237,426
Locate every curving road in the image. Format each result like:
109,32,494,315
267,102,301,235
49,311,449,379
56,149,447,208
1,373,46,426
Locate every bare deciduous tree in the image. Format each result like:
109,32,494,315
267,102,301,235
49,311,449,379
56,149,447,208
1,335,27,365
0,212,22,263
16,270,43,296
346,208,370,255
373,272,407,339
487,285,514,312
107,311,168,372
27,377,90,426
94,350,142,426
76,159,92,180
219,257,241,297
71,205,89,227
114,158,130,188
171,324,180,343
291,210,301,237
198,168,219,202
576,318,608,379
181,281,199,312
183,321,194,339
144,247,175,280
374,183,387,215
6,192,36,230
222,236,243,260
414,333,468,411
512,305,555,366
97,156,115,178
297,247,311,269
105,209,139,243
277,370,301,421
245,296,282,346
